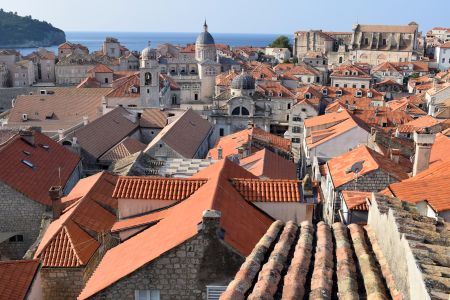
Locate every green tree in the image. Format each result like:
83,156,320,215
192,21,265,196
269,35,292,51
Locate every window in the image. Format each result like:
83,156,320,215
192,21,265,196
144,72,152,85
443,58,445,63
206,286,227,300
292,138,301,143
219,128,224,136
339,57,343,64
231,107,240,115
292,126,301,133
287,103,291,110
135,290,160,300
9,235,23,242
293,116,302,122
301,108,307,112
194,93,198,101
171,94,177,105
105,77,109,84
343,84,348,88
364,38,369,45
361,85,365,89
382,39,387,46
241,107,250,115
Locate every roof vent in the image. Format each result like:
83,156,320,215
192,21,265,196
21,159,34,168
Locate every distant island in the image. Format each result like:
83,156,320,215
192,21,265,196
0,9,66,48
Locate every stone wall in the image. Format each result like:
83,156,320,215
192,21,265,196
41,268,85,300
0,87,39,113
338,169,400,192
0,181,47,260
90,227,244,299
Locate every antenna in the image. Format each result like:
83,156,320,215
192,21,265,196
58,167,61,187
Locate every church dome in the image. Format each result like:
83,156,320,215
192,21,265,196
231,72,255,90
141,44,156,60
196,21,215,45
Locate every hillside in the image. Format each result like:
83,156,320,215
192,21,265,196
0,10,66,47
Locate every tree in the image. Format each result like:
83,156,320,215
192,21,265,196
269,35,292,51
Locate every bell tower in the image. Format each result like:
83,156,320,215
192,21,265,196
140,42,160,107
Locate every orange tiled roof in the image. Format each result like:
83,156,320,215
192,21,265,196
208,127,291,159
231,178,301,202
0,131,80,206
341,190,371,211
111,209,169,233
306,118,361,149
106,73,140,98
330,64,371,78
113,177,207,200
79,159,273,299
304,110,352,128
239,149,297,179
384,161,450,212
0,259,40,300
88,64,113,74
327,145,409,188
35,172,117,267
430,133,450,165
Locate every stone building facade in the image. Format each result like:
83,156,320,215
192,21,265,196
0,182,47,260
350,23,424,65
322,169,402,224
89,215,243,300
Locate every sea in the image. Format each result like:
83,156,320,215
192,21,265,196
13,31,284,56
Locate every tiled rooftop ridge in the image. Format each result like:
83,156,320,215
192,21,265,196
112,177,207,200
247,221,298,299
221,221,396,300
230,179,301,202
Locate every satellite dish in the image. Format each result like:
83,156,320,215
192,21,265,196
346,160,365,174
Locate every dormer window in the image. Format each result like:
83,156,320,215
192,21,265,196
355,90,363,97
322,88,328,96
367,92,373,98
352,71,358,76
278,92,283,97
344,71,350,76
336,89,343,96
305,92,312,99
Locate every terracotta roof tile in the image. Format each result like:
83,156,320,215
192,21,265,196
88,64,113,74
79,159,273,299
0,131,80,206
341,190,371,211
7,88,112,132
430,133,450,165
0,260,40,300
74,107,139,159
208,127,291,159
105,73,140,98
35,172,117,267
139,108,168,128
99,137,146,162
231,178,301,202
239,149,297,179
111,209,169,233
327,145,409,188
113,177,207,200
385,161,450,212
306,117,361,149
145,109,213,158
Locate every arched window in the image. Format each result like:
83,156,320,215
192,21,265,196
232,107,240,115
144,72,152,85
194,93,199,101
339,57,343,64
241,107,250,115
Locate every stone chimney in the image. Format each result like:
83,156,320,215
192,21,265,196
390,148,400,164
58,129,64,141
200,209,221,235
49,186,63,219
217,146,223,160
83,116,89,126
413,131,436,176
20,130,35,146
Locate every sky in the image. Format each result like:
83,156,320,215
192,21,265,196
0,0,449,34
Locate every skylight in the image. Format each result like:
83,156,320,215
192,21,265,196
21,159,34,168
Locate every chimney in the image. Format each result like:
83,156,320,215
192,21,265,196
217,146,223,160
49,186,63,219
413,131,436,176
390,148,400,164
199,209,221,235
83,116,89,126
58,129,64,141
20,130,35,146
